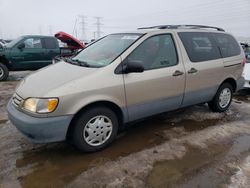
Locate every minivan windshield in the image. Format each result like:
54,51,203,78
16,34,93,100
71,33,142,67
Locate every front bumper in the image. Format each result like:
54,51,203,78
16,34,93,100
243,79,250,89
7,101,73,143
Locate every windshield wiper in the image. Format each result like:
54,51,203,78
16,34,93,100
65,58,90,67
71,58,90,67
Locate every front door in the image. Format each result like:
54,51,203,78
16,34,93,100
10,37,47,70
122,34,185,121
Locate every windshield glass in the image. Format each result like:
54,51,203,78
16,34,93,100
72,33,142,67
5,37,23,48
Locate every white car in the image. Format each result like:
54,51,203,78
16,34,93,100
243,54,250,88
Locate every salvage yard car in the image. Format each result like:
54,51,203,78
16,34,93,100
7,25,245,152
0,32,85,81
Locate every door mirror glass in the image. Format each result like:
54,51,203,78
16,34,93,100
124,60,144,73
18,43,25,50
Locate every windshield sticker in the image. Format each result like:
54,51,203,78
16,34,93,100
121,36,139,40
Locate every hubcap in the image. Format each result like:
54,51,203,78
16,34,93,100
219,88,231,108
0,67,3,78
83,115,113,146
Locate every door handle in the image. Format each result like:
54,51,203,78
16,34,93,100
187,68,198,74
172,70,184,77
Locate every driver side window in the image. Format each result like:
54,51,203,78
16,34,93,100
127,34,178,70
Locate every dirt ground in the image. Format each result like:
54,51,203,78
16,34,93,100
1,71,250,188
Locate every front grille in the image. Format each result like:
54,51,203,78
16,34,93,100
12,93,24,108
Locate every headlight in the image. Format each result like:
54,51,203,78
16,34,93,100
22,98,59,113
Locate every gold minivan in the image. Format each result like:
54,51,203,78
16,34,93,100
7,25,245,152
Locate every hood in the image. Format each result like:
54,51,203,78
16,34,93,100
16,61,96,98
55,31,85,50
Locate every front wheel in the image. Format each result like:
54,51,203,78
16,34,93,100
0,63,9,81
70,107,119,152
208,83,233,112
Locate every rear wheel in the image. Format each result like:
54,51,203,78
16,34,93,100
70,107,119,152
0,63,9,81
208,83,233,112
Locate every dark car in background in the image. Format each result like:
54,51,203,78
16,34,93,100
241,43,250,60
0,33,85,81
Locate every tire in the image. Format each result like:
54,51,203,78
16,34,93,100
0,63,9,81
70,107,119,152
208,83,233,112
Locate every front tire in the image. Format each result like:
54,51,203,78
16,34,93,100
71,107,119,152
0,63,9,81
208,83,233,112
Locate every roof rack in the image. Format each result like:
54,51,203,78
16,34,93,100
138,25,225,32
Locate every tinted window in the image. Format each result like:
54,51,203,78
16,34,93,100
178,32,221,62
73,34,142,67
214,33,241,58
43,38,57,49
23,38,42,49
127,34,178,70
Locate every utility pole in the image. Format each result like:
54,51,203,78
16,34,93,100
78,15,87,41
94,17,103,39
48,25,53,36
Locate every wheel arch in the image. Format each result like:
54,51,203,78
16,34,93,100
66,100,125,140
0,56,11,69
220,78,237,92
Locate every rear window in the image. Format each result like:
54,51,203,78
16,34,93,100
43,38,57,49
178,32,221,62
214,33,241,58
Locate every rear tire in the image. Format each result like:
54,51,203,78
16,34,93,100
70,107,119,152
0,63,9,81
208,83,233,112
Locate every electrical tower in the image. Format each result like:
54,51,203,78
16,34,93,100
94,17,103,39
78,15,87,41
48,25,53,36
72,18,78,38
38,25,43,35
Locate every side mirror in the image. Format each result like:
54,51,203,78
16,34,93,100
124,60,144,73
18,43,25,50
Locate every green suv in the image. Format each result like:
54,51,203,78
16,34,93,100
0,35,61,81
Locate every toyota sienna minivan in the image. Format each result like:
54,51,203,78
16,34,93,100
7,25,245,152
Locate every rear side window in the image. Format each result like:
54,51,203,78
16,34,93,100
178,32,221,62
43,38,57,49
214,33,241,58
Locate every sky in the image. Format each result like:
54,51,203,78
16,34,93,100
0,0,249,41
